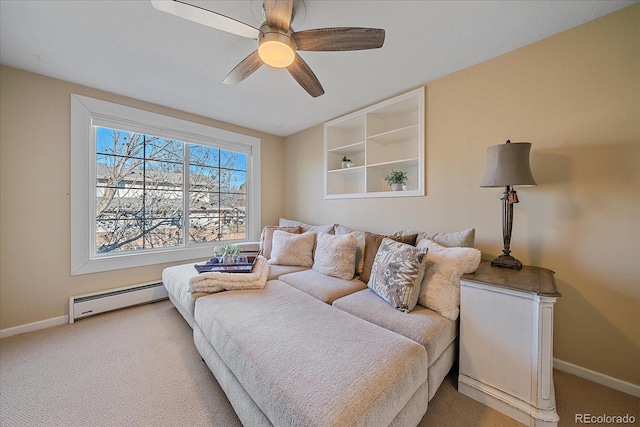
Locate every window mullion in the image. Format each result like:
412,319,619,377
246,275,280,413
142,135,147,249
183,143,190,248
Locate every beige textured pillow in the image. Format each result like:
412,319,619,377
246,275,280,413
312,232,358,280
333,225,366,275
415,239,481,320
270,231,315,267
260,226,301,259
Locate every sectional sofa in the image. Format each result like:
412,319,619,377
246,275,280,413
162,219,481,426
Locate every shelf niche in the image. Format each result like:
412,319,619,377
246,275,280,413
324,87,425,199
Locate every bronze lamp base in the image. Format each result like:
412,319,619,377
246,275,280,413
490,254,523,270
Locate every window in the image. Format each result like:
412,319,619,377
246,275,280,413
71,94,261,275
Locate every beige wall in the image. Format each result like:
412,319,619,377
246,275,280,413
284,6,639,384
0,66,285,330
1,5,637,386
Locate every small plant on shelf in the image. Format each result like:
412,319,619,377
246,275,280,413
384,170,408,190
341,156,353,168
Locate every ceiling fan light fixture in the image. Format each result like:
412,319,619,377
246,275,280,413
258,28,296,68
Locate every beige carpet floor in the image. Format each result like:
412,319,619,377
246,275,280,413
1,300,637,426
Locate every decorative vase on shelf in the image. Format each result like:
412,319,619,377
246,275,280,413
391,184,403,191
402,185,409,191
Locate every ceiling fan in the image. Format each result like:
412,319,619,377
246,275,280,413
150,0,385,97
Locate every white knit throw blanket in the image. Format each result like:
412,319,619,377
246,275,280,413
189,256,269,294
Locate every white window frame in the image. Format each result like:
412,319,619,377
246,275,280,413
71,94,261,275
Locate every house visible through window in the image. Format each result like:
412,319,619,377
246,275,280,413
71,94,261,275
95,127,247,254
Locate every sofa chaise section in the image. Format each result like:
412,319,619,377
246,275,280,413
194,280,430,427
332,289,458,400
162,262,201,327
161,242,260,327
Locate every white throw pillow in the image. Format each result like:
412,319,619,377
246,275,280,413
270,231,315,267
415,239,481,320
312,232,358,280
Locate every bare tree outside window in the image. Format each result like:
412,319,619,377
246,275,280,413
96,127,247,254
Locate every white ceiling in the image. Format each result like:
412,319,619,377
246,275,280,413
1,0,635,137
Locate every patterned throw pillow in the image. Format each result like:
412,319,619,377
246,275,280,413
270,231,315,267
312,232,358,280
359,232,418,283
415,239,481,320
368,238,426,313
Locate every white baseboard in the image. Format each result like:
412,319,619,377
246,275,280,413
554,358,640,398
0,315,68,339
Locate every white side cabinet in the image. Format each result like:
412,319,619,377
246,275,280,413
459,261,561,427
324,87,424,199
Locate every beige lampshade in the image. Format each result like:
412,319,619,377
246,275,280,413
480,140,536,187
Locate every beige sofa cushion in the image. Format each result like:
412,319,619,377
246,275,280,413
278,269,367,304
312,232,357,280
333,289,458,368
266,264,308,281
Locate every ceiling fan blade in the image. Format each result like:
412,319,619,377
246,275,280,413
151,0,259,39
287,54,325,98
264,0,293,30
223,50,263,85
293,27,385,51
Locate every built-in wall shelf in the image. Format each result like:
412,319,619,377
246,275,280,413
324,87,425,199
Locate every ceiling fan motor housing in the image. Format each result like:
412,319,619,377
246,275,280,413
258,24,296,68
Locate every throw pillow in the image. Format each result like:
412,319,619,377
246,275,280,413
312,232,358,280
359,232,418,283
333,224,366,275
269,231,315,267
415,239,481,320
279,218,335,234
394,228,475,248
260,226,301,259
368,238,426,313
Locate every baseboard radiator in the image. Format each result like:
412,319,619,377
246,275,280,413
69,281,168,323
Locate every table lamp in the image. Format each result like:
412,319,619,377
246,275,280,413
480,140,536,270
